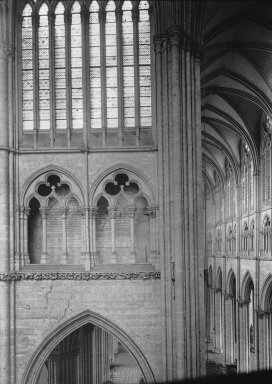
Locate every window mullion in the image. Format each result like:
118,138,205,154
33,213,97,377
99,8,106,147
81,6,90,147
48,10,56,147
116,7,123,146
64,9,72,147
32,12,39,147
132,6,140,147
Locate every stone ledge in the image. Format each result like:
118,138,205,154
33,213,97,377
0,271,161,281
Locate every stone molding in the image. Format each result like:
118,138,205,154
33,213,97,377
0,271,161,281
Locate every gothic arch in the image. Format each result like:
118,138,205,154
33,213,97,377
21,310,156,384
241,271,254,301
90,164,156,205
226,269,236,294
216,267,222,289
20,165,86,207
260,274,272,310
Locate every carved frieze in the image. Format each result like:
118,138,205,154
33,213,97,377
0,271,161,281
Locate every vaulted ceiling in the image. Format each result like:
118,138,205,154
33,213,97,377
202,0,272,187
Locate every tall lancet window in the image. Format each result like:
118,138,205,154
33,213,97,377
22,4,34,131
19,1,152,144
106,1,118,129
71,2,83,129
122,1,135,128
139,0,151,126
38,3,50,130
55,2,66,130
89,0,102,129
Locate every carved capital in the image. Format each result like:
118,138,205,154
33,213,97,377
60,208,69,218
89,207,98,219
0,0,8,9
127,207,136,218
168,26,181,48
153,37,162,54
39,208,49,219
108,207,118,219
147,206,158,219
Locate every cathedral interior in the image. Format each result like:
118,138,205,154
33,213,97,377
2,0,272,383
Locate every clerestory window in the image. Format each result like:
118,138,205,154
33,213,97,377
20,1,152,136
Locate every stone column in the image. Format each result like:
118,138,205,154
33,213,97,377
78,207,91,270
60,208,69,264
0,2,10,383
128,207,136,263
23,207,30,265
40,208,49,264
108,207,117,264
147,206,158,265
19,207,25,268
89,207,97,266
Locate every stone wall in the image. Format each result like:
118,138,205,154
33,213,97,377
15,279,162,383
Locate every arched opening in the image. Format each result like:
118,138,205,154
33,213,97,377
28,197,42,264
214,269,223,353
240,274,254,373
226,272,236,365
22,311,155,384
36,324,143,384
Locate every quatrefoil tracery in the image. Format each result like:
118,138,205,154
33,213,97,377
104,173,140,197
37,174,71,199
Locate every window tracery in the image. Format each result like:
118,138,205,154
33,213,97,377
262,136,271,203
241,143,254,213
93,171,156,266
20,0,152,138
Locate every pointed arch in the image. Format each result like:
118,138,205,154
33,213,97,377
21,310,155,384
227,269,236,295
241,271,254,301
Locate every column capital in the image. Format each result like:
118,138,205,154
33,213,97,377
0,0,8,9
60,208,69,218
108,207,118,218
127,206,136,218
168,25,181,48
39,207,49,219
238,299,250,308
147,206,158,218
89,206,98,218
153,36,162,54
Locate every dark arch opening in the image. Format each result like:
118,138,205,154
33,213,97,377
36,323,144,384
28,197,42,264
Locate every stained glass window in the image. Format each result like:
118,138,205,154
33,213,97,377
55,2,66,130
38,3,50,130
20,0,152,138
89,0,102,129
22,4,34,130
106,1,118,129
122,1,135,128
71,2,83,129
139,0,151,126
